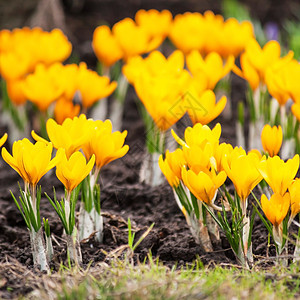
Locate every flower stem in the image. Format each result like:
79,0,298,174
29,228,49,271
66,227,82,265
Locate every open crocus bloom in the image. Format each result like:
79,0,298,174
56,150,95,193
261,193,290,227
261,124,282,157
222,149,263,202
2,138,59,187
257,154,299,196
181,167,227,206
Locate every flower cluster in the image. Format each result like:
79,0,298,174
23,62,117,115
92,9,172,67
0,28,71,106
1,114,128,270
160,122,300,267
169,11,254,57
123,50,190,131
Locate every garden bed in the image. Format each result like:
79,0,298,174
2,0,300,299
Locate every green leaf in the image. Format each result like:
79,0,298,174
190,192,200,220
43,218,51,237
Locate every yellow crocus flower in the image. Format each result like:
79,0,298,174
81,119,129,170
169,12,205,54
158,154,180,188
2,138,59,187
261,193,290,226
265,59,293,106
113,18,163,60
181,167,227,205
81,119,113,161
159,149,185,187
181,123,221,148
123,50,184,85
50,63,79,102
38,29,72,66
186,51,234,90
77,62,117,109
233,39,293,91
183,143,214,174
135,9,172,39
134,68,190,132
186,89,227,125
56,150,95,193
214,142,233,172
219,18,254,57
169,12,253,57
222,149,263,201
22,63,63,111
257,155,299,196
0,28,72,80
289,179,300,219
93,25,124,67
33,115,92,159
261,124,282,157
124,50,189,132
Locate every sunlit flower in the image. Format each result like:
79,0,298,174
172,123,221,149
50,63,79,101
169,12,205,54
222,148,263,201
261,193,290,226
183,143,215,174
169,12,253,57
186,89,227,125
219,18,254,57
257,155,299,196
181,167,226,205
265,60,292,106
135,9,172,39
214,142,233,172
22,63,63,111
56,150,95,193
38,29,72,65
123,50,184,85
123,51,188,131
81,119,129,170
134,65,190,132
159,149,185,187
233,39,293,90
261,124,282,157
93,25,123,67
32,115,92,159
2,139,59,186
77,62,117,108
113,18,163,60
0,27,72,80
186,51,234,90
